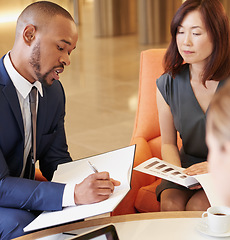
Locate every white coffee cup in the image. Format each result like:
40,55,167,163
202,206,230,234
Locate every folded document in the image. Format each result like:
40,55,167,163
134,157,224,207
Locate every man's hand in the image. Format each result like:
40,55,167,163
74,172,120,205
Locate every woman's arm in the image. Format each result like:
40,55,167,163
156,88,181,167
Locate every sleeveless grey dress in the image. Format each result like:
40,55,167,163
155,64,225,200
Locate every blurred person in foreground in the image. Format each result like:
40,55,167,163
206,79,230,207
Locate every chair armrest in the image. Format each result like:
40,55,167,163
131,137,156,186
132,137,152,167
135,178,161,212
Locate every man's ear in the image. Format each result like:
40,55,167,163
23,24,36,45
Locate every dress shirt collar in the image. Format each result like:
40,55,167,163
3,52,43,98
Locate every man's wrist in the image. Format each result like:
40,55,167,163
62,183,76,207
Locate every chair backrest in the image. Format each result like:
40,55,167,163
131,49,166,143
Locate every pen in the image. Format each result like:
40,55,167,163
88,161,98,173
62,232,77,236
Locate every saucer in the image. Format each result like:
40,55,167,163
196,217,230,237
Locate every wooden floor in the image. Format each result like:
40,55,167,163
0,1,167,160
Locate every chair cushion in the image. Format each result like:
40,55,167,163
135,178,161,212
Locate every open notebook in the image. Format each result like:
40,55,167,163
24,145,136,232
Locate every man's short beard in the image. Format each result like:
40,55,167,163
29,42,50,87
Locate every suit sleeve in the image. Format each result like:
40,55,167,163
0,147,65,211
0,176,65,211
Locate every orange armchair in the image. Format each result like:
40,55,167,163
35,168,47,181
112,48,183,215
112,49,166,215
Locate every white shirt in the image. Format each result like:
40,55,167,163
3,52,75,207
4,52,43,177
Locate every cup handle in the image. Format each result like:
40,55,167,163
202,212,208,218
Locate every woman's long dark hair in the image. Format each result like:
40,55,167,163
164,0,230,84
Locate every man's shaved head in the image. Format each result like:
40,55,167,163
16,1,75,38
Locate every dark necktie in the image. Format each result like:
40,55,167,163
29,86,37,179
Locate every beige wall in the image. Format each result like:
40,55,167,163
138,0,182,44
94,0,137,37
1,0,230,47
0,0,74,19
0,0,75,53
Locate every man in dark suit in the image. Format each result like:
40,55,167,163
0,2,119,239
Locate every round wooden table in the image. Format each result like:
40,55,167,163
15,211,203,240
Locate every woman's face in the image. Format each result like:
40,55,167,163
176,10,213,67
206,120,230,206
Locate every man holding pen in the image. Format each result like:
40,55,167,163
0,1,119,239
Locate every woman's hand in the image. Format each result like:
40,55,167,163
184,161,208,190
183,162,208,190
183,161,208,176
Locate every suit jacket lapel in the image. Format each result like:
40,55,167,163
0,57,24,138
0,56,47,151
